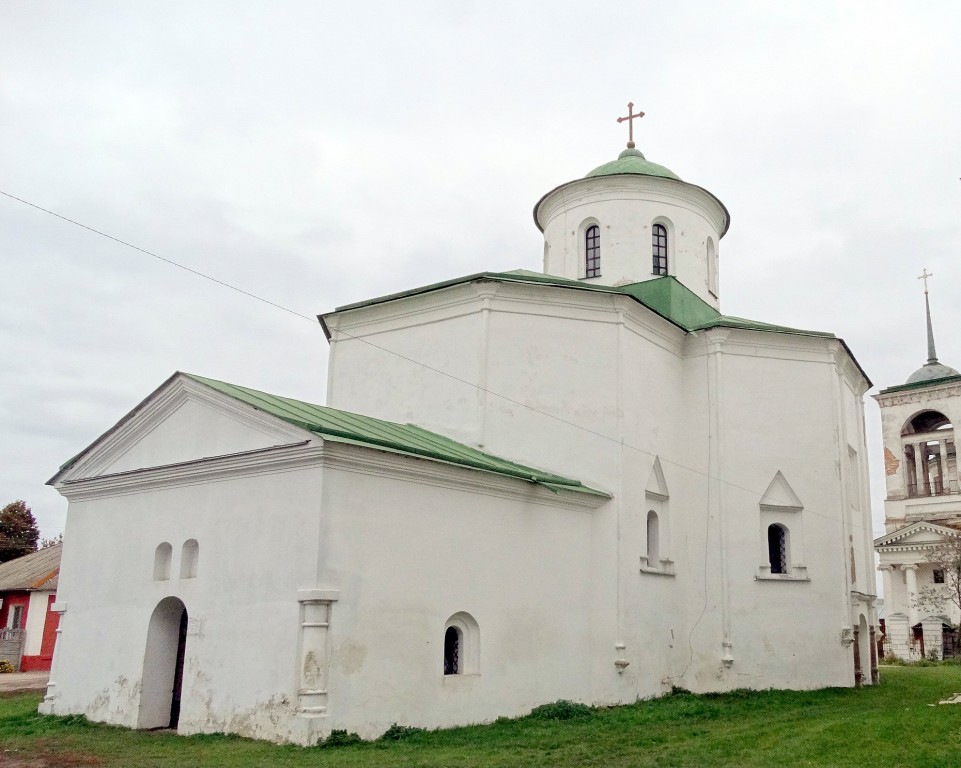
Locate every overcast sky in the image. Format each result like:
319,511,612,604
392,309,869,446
2,1,960,547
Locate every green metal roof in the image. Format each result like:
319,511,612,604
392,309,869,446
618,277,721,330
905,362,961,385
585,148,681,181
185,375,608,496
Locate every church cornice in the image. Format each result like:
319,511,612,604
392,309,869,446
682,326,839,367
834,346,872,396
533,174,729,237
57,435,611,511
873,379,961,406
55,441,322,501
873,520,961,549
326,279,687,358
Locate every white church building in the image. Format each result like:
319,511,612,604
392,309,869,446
41,118,879,743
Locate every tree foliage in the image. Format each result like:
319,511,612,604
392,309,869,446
0,500,40,563
913,534,961,625
40,533,63,549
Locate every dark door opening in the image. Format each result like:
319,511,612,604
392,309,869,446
138,597,188,730
169,608,188,728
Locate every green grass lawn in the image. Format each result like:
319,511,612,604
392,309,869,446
2,667,960,768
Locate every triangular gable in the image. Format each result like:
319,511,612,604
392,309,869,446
50,373,313,484
51,373,610,497
874,521,961,549
759,471,803,511
645,457,669,499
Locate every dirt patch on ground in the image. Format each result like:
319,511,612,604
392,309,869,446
0,689,45,700
0,750,102,767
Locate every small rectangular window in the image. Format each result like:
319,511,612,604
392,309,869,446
934,569,945,584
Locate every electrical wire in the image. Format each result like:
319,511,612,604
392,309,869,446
1,188,882,538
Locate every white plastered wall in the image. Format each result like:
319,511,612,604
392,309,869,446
316,454,602,738
674,329,873,690
44,445,325,740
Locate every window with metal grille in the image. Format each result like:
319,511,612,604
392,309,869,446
652,224,668,275
585,225,601,277
443,626,461,675
767,524,788,574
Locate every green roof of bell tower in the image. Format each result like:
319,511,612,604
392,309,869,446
585,147,681,181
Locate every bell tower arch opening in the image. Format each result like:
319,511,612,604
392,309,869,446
900,410,956,497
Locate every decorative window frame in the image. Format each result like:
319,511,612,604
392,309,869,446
640,457,675,576
443,611,480,676
757,513,809,581
756,471,809,582
578,218,601,279
651,217,673,277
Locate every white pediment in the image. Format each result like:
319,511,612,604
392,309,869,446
645,457,669,499
759,471,803,511
874,521,961,549
53,374,313,483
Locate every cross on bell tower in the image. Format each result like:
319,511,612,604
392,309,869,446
918,268,940,365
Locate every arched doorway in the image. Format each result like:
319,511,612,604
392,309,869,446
137,597,188,730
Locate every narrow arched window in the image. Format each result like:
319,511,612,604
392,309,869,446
652,224,668,275
585,225,601,278
707,238,718,295
767,524,788,574
646,510,659,567
180,539,199,579
444,626,461,675
153,542,172,581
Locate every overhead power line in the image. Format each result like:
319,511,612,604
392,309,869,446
0,189,314,323
0,188,881,537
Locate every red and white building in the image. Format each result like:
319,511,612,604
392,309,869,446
0,544,61,672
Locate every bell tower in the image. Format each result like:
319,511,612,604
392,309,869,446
874,271,961,531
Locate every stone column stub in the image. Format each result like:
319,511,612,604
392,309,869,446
296,588,340,719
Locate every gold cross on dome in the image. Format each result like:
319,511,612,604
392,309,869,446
918,268,934,295
616,102,645,149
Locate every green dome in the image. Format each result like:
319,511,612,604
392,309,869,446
585,147,681,181
906,362,960,385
